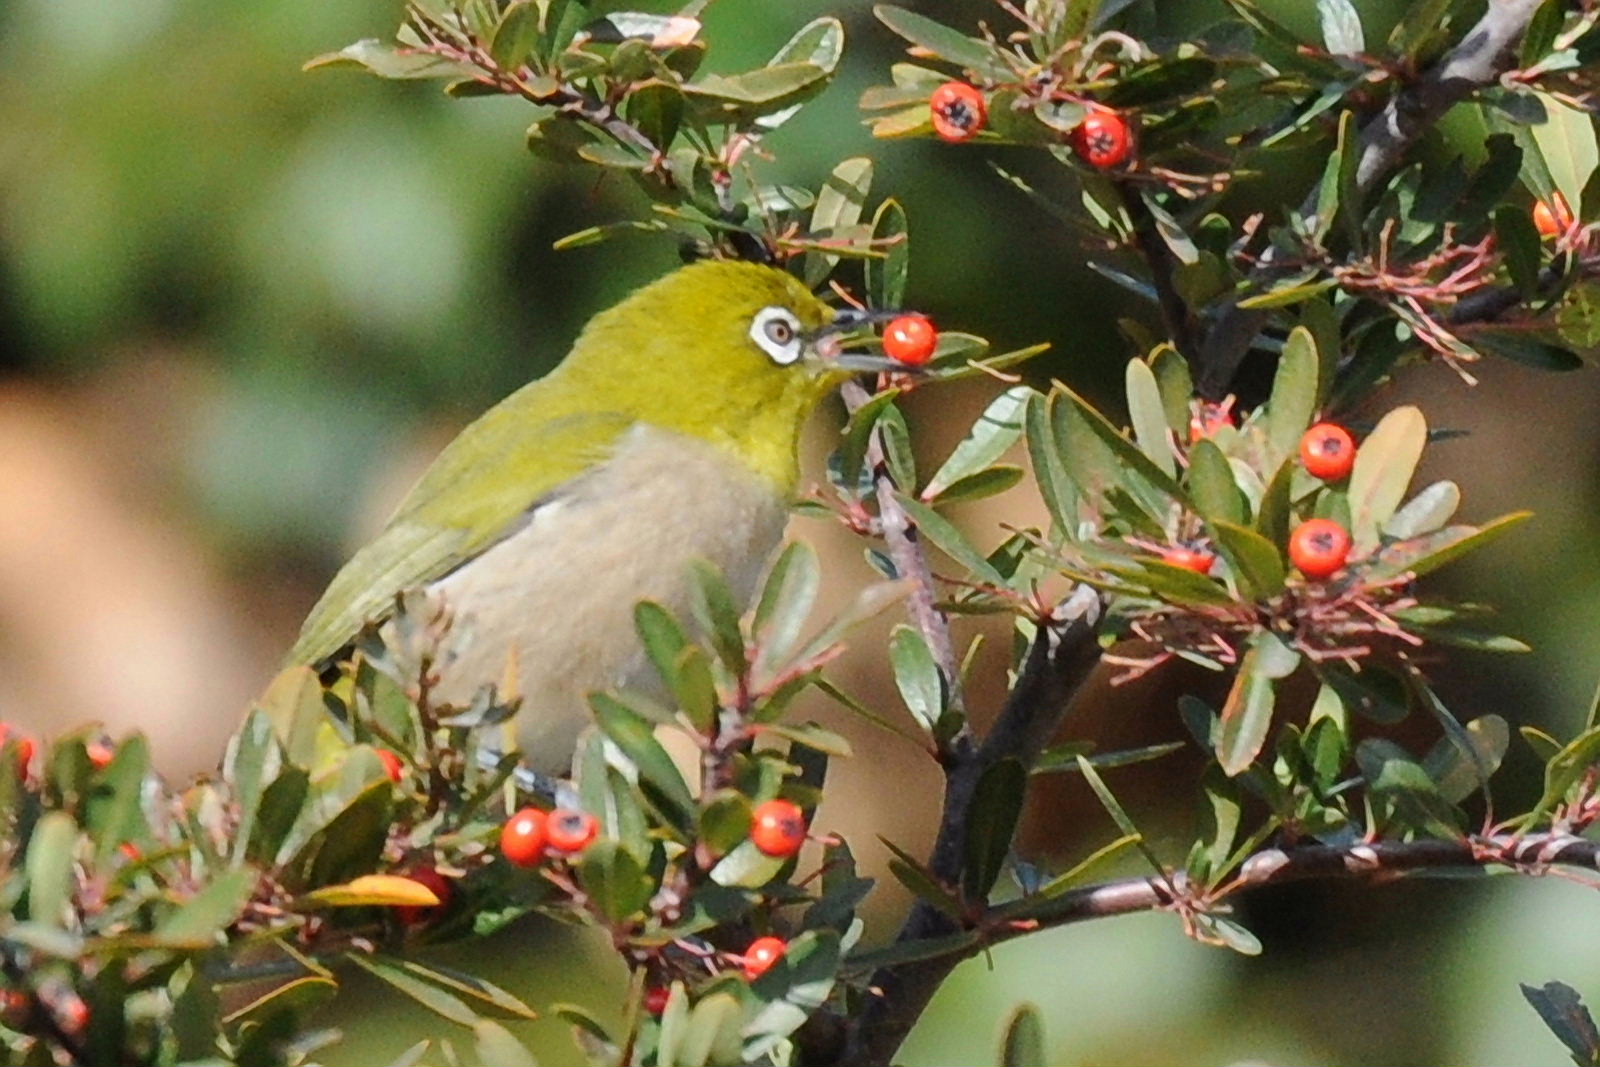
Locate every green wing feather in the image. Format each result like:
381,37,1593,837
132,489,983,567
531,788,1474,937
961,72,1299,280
289,385,634,666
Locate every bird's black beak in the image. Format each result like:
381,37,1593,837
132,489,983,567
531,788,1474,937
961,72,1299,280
808,307,930,373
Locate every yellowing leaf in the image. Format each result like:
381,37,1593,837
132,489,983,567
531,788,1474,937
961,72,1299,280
302,874,440,909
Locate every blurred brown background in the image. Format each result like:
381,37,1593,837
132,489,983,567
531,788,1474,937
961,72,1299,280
3,0,1600,1062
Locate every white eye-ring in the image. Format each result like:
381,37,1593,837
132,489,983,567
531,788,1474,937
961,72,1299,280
750,306,803,365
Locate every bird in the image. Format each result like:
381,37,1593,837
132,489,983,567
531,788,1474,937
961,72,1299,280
288,258,906,776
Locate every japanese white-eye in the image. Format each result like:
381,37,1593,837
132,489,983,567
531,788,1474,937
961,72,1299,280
289,259,908,774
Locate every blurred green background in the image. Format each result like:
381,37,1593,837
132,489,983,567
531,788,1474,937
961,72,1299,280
2,0,1599,1063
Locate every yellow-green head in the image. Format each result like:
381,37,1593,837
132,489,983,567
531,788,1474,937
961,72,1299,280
548,258,874,490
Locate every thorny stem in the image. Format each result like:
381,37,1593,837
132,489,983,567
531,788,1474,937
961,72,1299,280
1195,0,1547,398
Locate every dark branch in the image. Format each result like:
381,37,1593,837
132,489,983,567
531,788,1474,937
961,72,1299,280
1195,0,1545,399
842,586,1104,1067
980,832,1600,948
1121,186,1201,362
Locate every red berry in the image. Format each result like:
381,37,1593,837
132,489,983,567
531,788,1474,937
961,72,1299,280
119,842,142,862
1289,519,1352,580
1534,194,1574,237
1070,106,1134,169
883,315,938,366
500,807,550,867
1300,423,1356,481
929,82,987,143
1188,399,1236,442
1162,547,1216,575
376,748,405,783
59,996,88,1033
548,808,600,855
397,866,454,926
0,989,30,1028
750,798,807,858
741,936,787,980
644,986,671,1015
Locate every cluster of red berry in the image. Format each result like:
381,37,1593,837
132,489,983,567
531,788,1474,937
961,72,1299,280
928,82,1134,169
499,805,602,866
1160,421,1358,582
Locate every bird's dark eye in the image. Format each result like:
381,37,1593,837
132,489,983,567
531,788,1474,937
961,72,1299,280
765,319,794,345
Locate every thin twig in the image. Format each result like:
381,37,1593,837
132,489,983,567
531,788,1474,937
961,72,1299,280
1195,0,1546,398
840,381,970,735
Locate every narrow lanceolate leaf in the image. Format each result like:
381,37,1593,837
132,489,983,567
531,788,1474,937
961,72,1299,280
925,386,1031,499
806,157,873,285
1316,0,1364,57
303,875,440,910
304,40,478,80
1209,520,1286,600
1532,94,1599,211
153,869,259,948
873,5,1010,77
754,541,821,670
1383,480,1460,540
962,758,1026,904
1347,405,1427,554
1494,205,1542,300
1125,359,1176,476
865,198,910,310
589,694,695,823
1217,632,1299,776
1368,512,1532,581
348,955,481,1027
25,813,77,930
889,625,946,733
1265,327,1320,463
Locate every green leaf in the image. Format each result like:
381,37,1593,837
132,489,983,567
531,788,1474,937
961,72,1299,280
925,466,1025,506
1368,511,1532,581
1357,738,1462,836
896,493,1007,585
593,694,693,832
1126,359,1176,476
754,541,821,671
1532,94,1599,211
1187,441,1247,526
689,560,746,674
1347,405,1426,554
1026,391,1079,536
1072,756,1161,873
491,3,544,70
153,869,257,948
579,840,653,923
999,1004,1046,1067
348,954,481,1028
1265,327,1320,463
1383,480,1460,539
1209,520,1287,600
962,758,1026,904
744,931,842,1058
474,1021,539,1067
873,6,1008,77
709,840,788,888
889,625,946,733
1236,277,1338,310
1103,56,1218,108
1495,205,1543,300
757,17,846,132
1423,714,1509,804
866,198,910,310
256,666,326,769
1470,330,1584,371
1060,0,1106,40
1316,0,1364,56
684,62,831,108
304,39,478,80
1217,633,1298,776
805,157,873,285
1521,724,1600,828
926,386,1031,498
880,837,962,918
25,813,77,928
